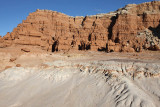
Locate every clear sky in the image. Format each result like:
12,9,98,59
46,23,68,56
0,0,155,36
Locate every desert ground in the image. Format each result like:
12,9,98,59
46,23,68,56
0,46,160,107
0,1,160,107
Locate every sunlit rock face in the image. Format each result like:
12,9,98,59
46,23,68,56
1,1,160,52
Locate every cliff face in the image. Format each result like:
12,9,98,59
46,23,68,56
1,1,160,52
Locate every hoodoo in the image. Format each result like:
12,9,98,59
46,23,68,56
0,1,160,107
0,1,160,52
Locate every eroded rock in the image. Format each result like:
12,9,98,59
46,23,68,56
1,1,160,52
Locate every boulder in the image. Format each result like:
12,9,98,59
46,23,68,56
16,64,21,67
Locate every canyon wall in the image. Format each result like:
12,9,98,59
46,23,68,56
0,1,160,52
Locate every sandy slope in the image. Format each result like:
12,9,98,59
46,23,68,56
0,51,160,107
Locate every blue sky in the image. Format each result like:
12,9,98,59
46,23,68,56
0,0,154,36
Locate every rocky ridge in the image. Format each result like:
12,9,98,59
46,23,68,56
0,1,160,52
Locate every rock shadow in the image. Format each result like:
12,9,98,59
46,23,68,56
148,23,160,39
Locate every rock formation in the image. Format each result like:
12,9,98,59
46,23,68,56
0,1,160,52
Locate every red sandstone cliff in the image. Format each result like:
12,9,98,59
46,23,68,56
0,1,160,52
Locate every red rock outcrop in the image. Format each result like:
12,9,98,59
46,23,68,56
109,1,160,52
1,1,160,52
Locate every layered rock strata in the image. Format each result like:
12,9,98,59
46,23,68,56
0,1,160,52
